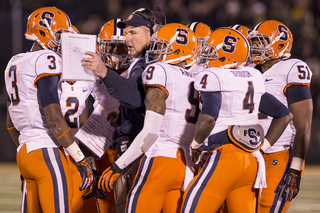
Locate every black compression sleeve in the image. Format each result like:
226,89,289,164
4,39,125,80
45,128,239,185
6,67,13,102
36,75,60,108
200,91,221,120
286,85,312,105
259,92,290,118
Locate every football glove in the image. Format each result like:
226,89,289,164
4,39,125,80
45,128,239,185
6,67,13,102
276,168,301,202
82,169,99,199
98,163,122,193
76,158,93,191
82,169,108,200
192,148,211,174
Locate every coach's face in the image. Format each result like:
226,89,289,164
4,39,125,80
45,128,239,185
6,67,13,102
125,25,151,58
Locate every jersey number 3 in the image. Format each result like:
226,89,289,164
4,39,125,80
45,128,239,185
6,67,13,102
8,65,20,106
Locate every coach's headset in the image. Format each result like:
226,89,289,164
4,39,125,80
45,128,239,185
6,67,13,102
133,7,165,35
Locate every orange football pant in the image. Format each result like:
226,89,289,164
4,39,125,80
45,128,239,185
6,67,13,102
126,149,186,213
181,144,258,213
257,150,305,213
17,144,73,213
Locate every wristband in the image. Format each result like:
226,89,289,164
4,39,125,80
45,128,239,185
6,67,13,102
191,139,202,149
65,141,85,163
260,138,271,152
290,157,303,171
7,126,15,130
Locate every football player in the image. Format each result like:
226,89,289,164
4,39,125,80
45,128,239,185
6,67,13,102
5,7,93,213
97,23,200,212
247,20,313,213
180,27,293,213
59,80,95,213
62,19,130,213
81,8,162,213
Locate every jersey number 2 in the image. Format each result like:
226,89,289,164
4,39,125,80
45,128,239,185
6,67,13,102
64,97,79,128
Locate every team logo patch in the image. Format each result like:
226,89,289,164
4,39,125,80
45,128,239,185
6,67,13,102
227,124,264,152
272,159,278,166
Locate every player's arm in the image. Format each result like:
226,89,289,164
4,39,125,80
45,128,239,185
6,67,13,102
6,100,19,147
37,75,93,190
98,86,165,193
191,91,221,149
79,98,89,127
258,92,293,152
287,85,313,170
113,86,165,168
274,85,312,202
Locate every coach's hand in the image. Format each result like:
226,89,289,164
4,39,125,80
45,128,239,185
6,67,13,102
98,163,122,193
276,168,301,202
76,158,93,191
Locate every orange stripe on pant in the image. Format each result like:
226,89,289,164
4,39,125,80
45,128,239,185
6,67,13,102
126,148,186,213
182,144,258,213
17,144,73,213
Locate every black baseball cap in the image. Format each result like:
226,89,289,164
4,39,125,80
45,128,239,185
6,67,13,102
117,13,152,29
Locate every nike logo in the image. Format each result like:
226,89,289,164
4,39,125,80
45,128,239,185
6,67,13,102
83,89,88,92
265,78,273,82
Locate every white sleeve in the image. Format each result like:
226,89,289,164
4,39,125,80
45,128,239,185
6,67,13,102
115,110,163,169
287,60,312,85
142,63,166,87
35,52,62,76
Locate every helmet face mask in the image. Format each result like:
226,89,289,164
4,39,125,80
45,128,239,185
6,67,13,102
147,37,172,64
248,20,293,64
197,40,218,65
247,33,274,64
98,19,133,73
146,23,197,65
99,41,131,72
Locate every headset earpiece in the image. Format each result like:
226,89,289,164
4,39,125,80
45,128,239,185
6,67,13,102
152,24,162,35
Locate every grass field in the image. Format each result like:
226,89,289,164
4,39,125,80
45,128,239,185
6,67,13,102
0,163,319,213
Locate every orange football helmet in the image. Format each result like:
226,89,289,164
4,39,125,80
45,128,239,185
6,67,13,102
247,20,293,64
98,18,132,74
146,23,197,65
186,22,213,66
25,7,74,53
230,24,251,38
199,27,249,68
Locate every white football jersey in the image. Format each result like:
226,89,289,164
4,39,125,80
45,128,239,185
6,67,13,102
59,80,95,135
194,66,266,135
258,59,312,153
4,50,62,152
142,62,199,158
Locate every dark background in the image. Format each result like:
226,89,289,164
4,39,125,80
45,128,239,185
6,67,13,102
1,0,319,163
